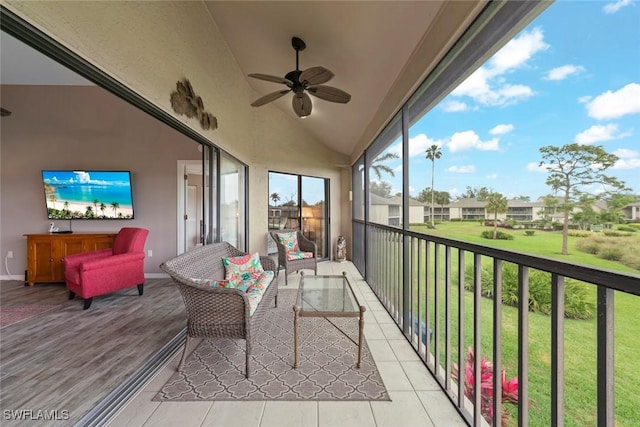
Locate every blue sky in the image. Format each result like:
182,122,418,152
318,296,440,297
380,0,640,201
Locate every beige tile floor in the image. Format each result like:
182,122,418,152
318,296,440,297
106,261,467,427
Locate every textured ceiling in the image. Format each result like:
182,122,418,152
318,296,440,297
205,1,458,157
1,1,485,158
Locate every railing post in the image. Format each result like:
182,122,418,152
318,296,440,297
473,253,482,425
518,266,529,427
597,286,614,427
493,259,503,427
551,274,565,427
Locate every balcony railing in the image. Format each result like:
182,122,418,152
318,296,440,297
352,220,640,426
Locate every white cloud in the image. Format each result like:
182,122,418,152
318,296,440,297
450,28,548,108
586,83,640,120
613,158,640,169
487,173,498,179
578,95,592,104
490,124,515,135
613,148,639,158
448,130,499,153
405,133,445,157
526,162,549,173
574,123,631,145
441,100,468,112
447,165,476,173
544,64,585,81
612,148,640,170
488,27,549,75
603,0,632,14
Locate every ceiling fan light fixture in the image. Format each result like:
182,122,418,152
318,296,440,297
248,37,350,117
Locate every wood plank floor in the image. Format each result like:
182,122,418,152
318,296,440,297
0,278,185,426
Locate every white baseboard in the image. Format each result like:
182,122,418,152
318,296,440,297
1,273,171,281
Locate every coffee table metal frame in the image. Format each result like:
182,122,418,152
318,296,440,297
293,271,366,368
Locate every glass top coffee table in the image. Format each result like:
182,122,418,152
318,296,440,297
293,271,366,368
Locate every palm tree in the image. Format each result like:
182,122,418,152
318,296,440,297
270,192,280,206
370,152,399,180
110,202,120,217
93,199,100,215
85,206,94,218
485,192,508,239
425,144,442,227
100,203,107,218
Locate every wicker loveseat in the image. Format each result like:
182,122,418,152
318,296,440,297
160,242,277,378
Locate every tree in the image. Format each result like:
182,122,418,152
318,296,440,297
110,201,120,217
93,199,100,215
370,181,393,198
425,144,442,227
270,192,280,206
600,193,636,225
434,191,452,220
459,186,492,200
100,202,107,218
370,152,399,180
539,143,628,255
485,192,508,239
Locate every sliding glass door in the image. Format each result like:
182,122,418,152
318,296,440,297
268,172,329,259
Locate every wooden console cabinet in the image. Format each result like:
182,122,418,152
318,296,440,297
24,233,117,286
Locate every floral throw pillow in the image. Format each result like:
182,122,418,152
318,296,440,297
222,252,265,285
277,231,299,252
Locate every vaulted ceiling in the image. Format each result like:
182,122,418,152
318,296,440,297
1,1,487,159
204,1,485,158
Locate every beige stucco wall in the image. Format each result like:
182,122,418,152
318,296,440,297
3,1,351,256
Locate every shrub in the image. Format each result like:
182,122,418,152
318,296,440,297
616,226,637,233
465,263,595,320
598,246,623,261
620,251,640,270
524,230,535,236
575,239,600,254
568,230,592,237
603,230,632,237
480,230,514,240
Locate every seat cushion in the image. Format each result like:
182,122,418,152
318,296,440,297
285,251,314,261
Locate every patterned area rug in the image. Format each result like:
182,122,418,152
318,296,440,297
0,305,60,328
155,289,389,401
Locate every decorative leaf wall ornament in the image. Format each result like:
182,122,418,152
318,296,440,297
170,79,218,130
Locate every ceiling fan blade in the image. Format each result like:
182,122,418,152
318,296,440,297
307,85,351,103
248,73,291,85
251,89,291,107
292,93,312,117
299,66,334,85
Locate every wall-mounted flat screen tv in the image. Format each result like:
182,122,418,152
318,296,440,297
42,170,135,219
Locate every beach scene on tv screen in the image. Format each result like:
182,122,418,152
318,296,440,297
42,170,134,219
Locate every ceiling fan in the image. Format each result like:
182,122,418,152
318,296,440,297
248,37,351,118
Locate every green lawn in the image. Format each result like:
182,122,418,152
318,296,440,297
413,221,640,274
384,222,640,426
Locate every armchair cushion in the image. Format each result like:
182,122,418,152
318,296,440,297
286,251,314,261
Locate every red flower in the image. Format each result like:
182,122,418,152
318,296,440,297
452,347,519,425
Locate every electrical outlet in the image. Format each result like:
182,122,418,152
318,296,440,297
147,249,153,257
7,251,13,259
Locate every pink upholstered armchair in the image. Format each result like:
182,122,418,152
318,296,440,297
65,227,149,309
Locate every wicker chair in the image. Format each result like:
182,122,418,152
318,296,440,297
159,242,277,378
270,229,317,285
